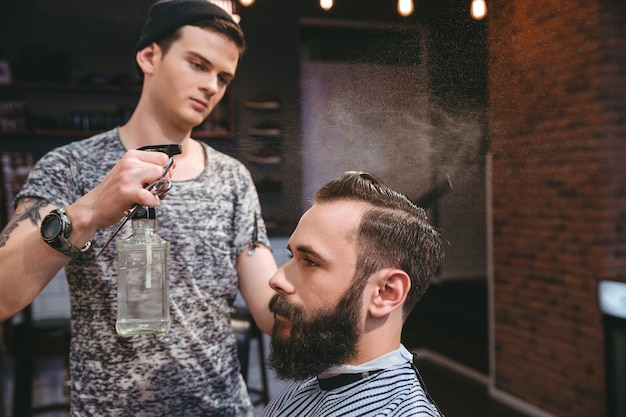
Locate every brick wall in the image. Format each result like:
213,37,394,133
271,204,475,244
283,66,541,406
489,1,626,415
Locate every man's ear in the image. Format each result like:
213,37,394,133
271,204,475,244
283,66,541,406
367,269,411,318
136,44,159,77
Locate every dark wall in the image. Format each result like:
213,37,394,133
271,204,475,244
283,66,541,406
0,0,152,84
236,0,302,232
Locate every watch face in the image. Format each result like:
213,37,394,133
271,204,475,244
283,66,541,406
42,213,62,239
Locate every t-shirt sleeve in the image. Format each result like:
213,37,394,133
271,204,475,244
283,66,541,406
231,163,272,261
15,146,83,210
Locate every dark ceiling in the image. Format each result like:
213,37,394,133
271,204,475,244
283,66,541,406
297,0,468,24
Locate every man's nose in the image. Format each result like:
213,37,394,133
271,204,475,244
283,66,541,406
269,264,294,296
199,73,219,95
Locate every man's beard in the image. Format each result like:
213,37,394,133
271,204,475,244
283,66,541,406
267,286,363,381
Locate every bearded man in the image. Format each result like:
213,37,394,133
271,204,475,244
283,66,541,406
263,171,445,417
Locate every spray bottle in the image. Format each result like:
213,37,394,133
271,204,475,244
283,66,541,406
116,206,170,335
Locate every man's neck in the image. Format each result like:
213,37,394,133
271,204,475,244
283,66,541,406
118,120,206,182
318,344,409,379
348,320,402,365
118,110,192,150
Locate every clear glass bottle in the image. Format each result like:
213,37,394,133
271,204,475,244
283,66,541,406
116,206,170,335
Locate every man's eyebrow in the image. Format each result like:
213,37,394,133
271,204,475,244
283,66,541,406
287,243,326,261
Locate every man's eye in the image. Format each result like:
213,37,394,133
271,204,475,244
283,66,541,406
218,75,231,86
190,61,205,71
303,258,318,267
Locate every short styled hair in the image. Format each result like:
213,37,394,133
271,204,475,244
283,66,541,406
314,171,445,319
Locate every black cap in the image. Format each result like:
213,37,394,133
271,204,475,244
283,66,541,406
131,206,157,220
135,0,238,54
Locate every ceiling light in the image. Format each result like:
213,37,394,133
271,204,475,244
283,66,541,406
471,0,487,20
397,0,414,17
320,0,333,11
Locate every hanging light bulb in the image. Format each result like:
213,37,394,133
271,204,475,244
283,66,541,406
239,0,255,6
397,0,414,17
471,0,487,20
320,0,333,11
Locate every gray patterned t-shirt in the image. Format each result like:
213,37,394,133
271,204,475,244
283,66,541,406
16,128,270,416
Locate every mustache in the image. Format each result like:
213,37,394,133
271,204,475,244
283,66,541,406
269,293,304,322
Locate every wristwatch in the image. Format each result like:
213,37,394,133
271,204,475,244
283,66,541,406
41,208,92,257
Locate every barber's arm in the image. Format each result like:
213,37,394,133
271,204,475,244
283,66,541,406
0,150,172,321
237,245,277,335
0,198,70,320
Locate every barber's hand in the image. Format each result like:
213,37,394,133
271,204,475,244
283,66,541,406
78,150,176,231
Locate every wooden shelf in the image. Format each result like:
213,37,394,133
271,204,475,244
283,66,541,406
0,84,235,139
0,128,232,139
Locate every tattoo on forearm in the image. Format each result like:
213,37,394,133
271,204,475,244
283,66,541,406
0,199,48,248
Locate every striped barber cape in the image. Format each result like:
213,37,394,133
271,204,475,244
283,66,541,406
262,360,443,417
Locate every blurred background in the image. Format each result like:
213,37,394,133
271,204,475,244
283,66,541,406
0,1,625,416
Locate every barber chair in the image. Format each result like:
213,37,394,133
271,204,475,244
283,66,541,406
2,304,71,416
231,306,270,406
